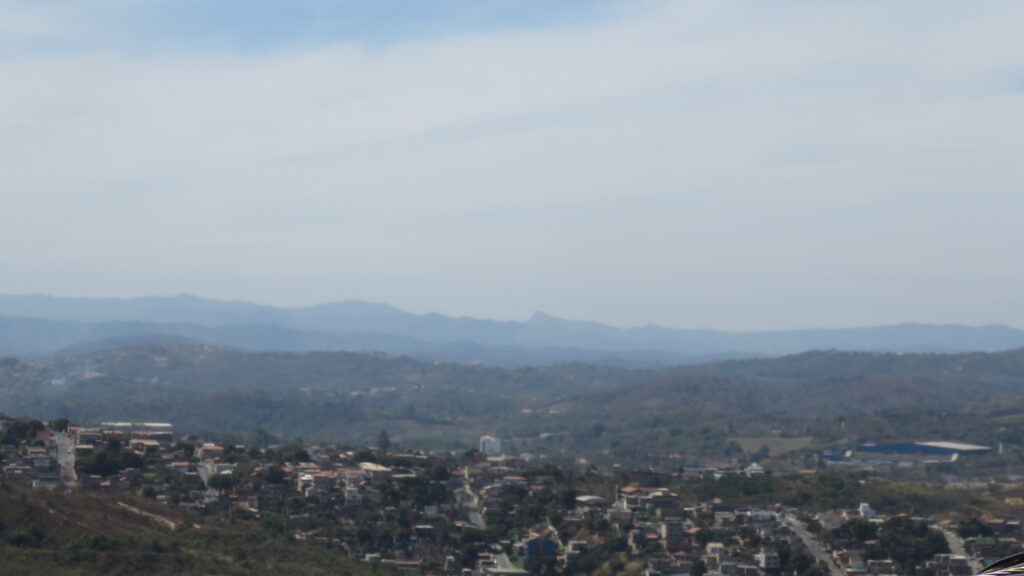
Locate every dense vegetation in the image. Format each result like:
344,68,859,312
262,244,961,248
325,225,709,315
5,345,1024,465
671,473,1001,516
75,438,144,477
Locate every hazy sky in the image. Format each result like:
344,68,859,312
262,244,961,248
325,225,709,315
2,0,1023,330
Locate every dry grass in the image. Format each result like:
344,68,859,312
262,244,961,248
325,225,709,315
731,436,815,455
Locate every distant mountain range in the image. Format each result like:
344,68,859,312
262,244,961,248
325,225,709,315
2,293,1024,366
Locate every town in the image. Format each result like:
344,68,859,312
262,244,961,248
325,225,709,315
0,414,1018,576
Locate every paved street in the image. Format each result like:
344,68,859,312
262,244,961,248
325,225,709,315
781,515,845,576
54,431,78,489
458,485,487,529
943,529,984,573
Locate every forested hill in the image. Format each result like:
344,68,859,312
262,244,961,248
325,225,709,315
0,345,646,446
5,344,1024,460
579,348,1024,418
678,347,1024,380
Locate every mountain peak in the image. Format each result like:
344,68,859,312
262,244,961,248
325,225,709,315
528,311,565,325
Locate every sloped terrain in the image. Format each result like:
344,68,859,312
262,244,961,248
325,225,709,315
0,480,379,576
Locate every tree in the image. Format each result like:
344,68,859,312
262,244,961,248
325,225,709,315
263,466,286,484
428,465,451,482
377,430,391,452
835,518,878,541
246,428,279,447
752,444,771,462
957,517,993,538
281,445,310,463
1,419,44,445
208,473,238,491
51,418,70,433
561,488,578,511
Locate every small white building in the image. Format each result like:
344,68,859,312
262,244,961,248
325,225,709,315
858,502,876,518
756,550,781,571
480,435,502,456
745,463,765,477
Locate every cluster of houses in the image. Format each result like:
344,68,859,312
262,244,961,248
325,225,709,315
811,504,1024,576
457,444,790,576
0,417,62,489
432,443,1016,576
956,518,1024,564
1,419,1017,576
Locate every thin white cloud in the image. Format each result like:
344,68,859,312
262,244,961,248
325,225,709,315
2,0,1023,329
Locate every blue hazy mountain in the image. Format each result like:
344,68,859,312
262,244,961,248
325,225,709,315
1,294,1023,365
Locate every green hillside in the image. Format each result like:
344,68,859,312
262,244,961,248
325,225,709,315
0,480,380,576
5,345,1024,464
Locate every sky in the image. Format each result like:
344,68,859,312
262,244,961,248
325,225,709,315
2,0,1024,331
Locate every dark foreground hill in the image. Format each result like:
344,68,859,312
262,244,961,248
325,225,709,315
5,344,1024,465
0,479,378,576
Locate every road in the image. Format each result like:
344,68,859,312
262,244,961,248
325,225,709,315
781,515,845,576
491,550,515,570
546,519,565,553
196,461,222,501
458,485,487,529
457,473,529,574
54,431,78,489
943,529,984,573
